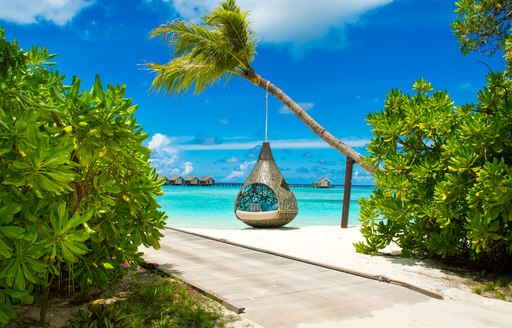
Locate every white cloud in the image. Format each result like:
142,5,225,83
0,0,94,25
148,133,170,149
147,134,199,177
225,160,256,181
148,133,178,157
279,102,314,115
167,0,392,47
148,133,181,176
240,0,392,45
181,161,194,176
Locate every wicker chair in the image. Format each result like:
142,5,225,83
234,142,298,228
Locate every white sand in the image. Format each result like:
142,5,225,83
183,225,512,316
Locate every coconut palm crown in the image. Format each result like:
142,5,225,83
147,0,374,173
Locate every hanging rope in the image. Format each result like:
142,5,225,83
265,81,269,142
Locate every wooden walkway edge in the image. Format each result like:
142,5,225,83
166,226,442,300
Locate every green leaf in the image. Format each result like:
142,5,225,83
70,230,90,243
65,241,88,256
0,300,17,325
0,226,25,239
5,289,34,304
39,174,64,193
92,75,105,101
0,238,13,258
21,263,37,285
60,243,75,263
45,170,75,183
68,76,80,99
0,261,17,278
0,203,22,225
14,265,26,290
102,262,114,270
25,123,40,146
24,258,47,274
66,209,93,230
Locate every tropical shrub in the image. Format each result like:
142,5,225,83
0,29,166,325
356,0,512,271
451,0,512,58
356,75,512,270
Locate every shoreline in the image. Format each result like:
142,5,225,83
174,224,512,315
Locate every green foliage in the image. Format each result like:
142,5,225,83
452,0,512,58
357,73,512,269
67,271,225,328
358,0,512,270
0,29,166,325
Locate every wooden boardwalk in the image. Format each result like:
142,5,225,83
141,228,439,327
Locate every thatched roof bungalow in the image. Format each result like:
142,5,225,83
313,177,332,188
168,175,184,185
184,176,200,185
200,176,215,186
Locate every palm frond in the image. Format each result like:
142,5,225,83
148,0,257,96
147,55,235,95
220,0,239,12
205,7,256,67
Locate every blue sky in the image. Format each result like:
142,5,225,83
0,0,504,185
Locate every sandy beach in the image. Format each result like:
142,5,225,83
182,225,512,317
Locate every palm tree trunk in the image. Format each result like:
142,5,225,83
244,71,375,174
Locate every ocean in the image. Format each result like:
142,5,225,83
158,185,375,229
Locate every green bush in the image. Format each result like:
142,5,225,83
356,75,512,270
356,0,512,271
0,29,166,325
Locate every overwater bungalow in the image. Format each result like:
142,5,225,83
200,176,215,186
313,177,332,188
184,176,200,186
168,175,184,185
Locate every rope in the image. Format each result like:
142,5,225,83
265,81,269,142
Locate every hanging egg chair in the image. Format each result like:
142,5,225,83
234,142,298,228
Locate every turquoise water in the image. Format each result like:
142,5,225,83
158,185,374,229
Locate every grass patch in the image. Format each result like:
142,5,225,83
66,268,225,328
472,276,512,302
472,286,483,295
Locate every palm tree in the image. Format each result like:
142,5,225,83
147,0,375,173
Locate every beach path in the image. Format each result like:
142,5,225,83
138,227,500,328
